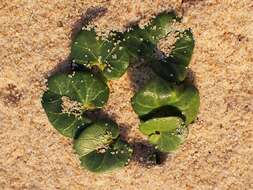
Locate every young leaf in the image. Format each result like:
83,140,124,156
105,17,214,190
149,29,195,82
41,71,109,137
140,117,187,152
80,138,132,173
131,77,199,125
71,29,130,79
42,91,91,137
74,121,119,157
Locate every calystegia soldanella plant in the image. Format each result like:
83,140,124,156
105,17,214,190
41,11,199,173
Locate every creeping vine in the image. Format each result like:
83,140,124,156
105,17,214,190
41,11,199,173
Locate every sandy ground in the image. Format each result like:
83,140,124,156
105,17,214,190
0,0,253,189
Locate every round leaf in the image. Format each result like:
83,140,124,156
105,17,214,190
122,12,178,57
41,71,109,137
149,29,195,82
131,77,200,125
74,121,120,157
80,138,132,173
47,71,109,109
139,117,187,152
140,11,179,44
122,13,194,82
71,29,130,79
41,91,91,137
122,26,147,58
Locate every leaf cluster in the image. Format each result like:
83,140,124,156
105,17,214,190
41,11,199,173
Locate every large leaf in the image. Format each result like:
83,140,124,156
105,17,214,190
80,138,132,173
122,13,194,82
149,29,195,82
122,26,147,58
122,12,178,57
139,117,187,152
74,121,132,173
131,77,199,125
71,29,130,79
140,11,179,44
74,121,119,157
47,71,109,109
42,71,109,137
42,91,91,137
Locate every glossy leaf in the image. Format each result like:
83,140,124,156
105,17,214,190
122,12,178,57
71,29,130,79
74,121,132,173
47,71,109,109
42,71,109,137
122,26,147,58
80,138,132,173
40,12,198,172
74,121,119,157
140,117,187,152
42,91,91,137
149,29,195,82
122,13,194,82
140,11,179,44
131,77,199,125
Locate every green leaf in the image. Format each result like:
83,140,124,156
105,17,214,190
71,29,130,79
80,138,132,173
47,71,109,109
122,12,178,57
122,26,147,58
121,13,193,82
74,121,132,173
149,29,195,82
140,117,187,152
41,71,109,137
74,121,119,157
41,91,91,137
141,11,179,44
131,77,199,125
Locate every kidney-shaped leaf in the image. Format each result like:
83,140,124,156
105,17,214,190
42,91,91,137
47,71,109,109
122,12,178,57
149,29,195,82
80,138,132,173
140,11,179,44
131,77,199,125
71,29,130,79
122,13,194,82
74,121,119,157
41,71,109,137
140,117,187,152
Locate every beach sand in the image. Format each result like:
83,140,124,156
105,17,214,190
0,0,253,189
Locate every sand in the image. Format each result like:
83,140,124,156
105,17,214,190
0,0,253,189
